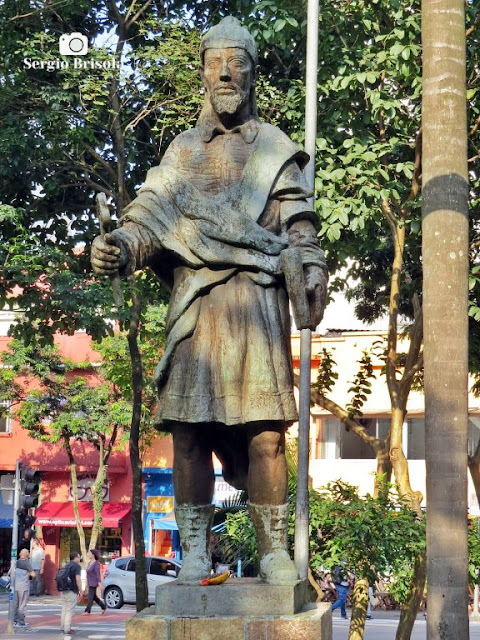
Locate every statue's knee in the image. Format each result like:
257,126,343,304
249,431,284,462
173,427,205,461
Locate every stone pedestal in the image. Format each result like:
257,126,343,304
126,602,332,640
155,578,312,617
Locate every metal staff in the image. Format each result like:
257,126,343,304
295,0,320,581
96,193,124,308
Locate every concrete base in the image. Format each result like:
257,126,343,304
126,602,332,640
155,578,312,617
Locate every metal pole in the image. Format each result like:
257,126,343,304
6,460,21,635
304,0,319,196
293,0,319,582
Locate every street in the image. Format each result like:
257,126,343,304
0,596,135,639
332,611,480,639
2,596,480,639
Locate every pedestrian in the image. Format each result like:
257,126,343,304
13,548,35,628
82,549,106,615
330,563,351,620
366,584,373,619
60,551,82,636
30,538,45,596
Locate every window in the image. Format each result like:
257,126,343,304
407,418,425,460
149,558,176,577
0,403,11,434
114,558,129,571
126,559,136,572
314,416,394,460
341,417,376,459
314,417,340,459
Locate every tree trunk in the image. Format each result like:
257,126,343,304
66,443,88,567
373,439,392,498
127,278,148,612
90,429,118,551
395,552,427,640
70,466,88,565
90,441,106,551
422,0,469,637
389,407,422,512
308,567,325,602
348,577,369,640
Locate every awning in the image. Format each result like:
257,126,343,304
152,514,178,531
0,494,13,528
35,502,131,528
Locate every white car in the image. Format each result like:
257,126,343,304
102,556,181,608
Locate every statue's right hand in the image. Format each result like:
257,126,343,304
91,233,124,276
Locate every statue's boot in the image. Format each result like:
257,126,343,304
175,503,214,583
249,502,299,584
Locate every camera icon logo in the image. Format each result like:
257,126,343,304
59,33,88,56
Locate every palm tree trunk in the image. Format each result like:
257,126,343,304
422,0,469,636
348,578,369,640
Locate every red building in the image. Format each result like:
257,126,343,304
0,331,133,593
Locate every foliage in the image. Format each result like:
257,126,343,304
314,348,339,395
469,518,480,585
94,303,168,450
217,475,426,596
314,347,375,418
217,509,258,574
307,481,425,591
0,339,131,445
345,351,373,418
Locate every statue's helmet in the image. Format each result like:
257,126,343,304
200,16,258,66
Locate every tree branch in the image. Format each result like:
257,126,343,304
293,372,381,450
126,0,153,30
399,303,424,406
470,113,480,138
401,129,422,212
86,146,118,182
381,198,405,407
81,177,116,201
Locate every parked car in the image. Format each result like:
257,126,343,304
102,556,181,608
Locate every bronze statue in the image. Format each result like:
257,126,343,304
91,16,328,585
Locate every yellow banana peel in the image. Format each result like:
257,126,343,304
200,570,231,586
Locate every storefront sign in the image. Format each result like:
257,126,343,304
69,474,109,502
214,476,240,506
147,496,174,513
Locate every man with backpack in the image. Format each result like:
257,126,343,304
57,552,82,636
330,563,352,620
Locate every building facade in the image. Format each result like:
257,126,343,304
0,326,133,592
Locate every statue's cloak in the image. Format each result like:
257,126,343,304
117,122,320,486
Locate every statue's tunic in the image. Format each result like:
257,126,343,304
115,116,324,432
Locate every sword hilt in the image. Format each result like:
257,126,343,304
280,247,315,331
95,193,124,308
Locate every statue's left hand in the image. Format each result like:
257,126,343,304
304,264,328,327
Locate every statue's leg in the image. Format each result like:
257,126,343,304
172,423,215,504
171,423,215,583
247,423,298,584
246,423,287,504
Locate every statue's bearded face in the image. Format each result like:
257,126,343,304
202,47,254,116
